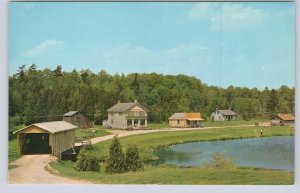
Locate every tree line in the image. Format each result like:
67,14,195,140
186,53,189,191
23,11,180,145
9,64,295,126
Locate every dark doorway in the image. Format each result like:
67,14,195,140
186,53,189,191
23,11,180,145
22,133,51,155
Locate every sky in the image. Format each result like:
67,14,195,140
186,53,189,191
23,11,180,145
9,2,295,89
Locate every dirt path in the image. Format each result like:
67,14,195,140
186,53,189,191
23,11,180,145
9,154,91,184
88,124,255,145
9,124,254,184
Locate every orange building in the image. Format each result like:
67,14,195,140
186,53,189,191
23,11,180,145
168,112,204,128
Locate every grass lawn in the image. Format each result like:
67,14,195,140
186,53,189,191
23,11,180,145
148,122,169,129
50,160,294,185
50,125,294,184
8,139,19,163
201,119,264,127
75,127,112,138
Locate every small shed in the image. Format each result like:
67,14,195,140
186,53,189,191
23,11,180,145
14,121,77,159
169,112,203,128
271,114,295,125
63,111,94,128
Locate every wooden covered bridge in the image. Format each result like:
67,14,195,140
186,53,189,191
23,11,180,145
14,121,78,159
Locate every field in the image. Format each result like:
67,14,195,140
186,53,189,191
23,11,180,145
50,125,294,184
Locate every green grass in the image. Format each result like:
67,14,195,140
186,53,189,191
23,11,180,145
85,126,295,161
50,160,294,184
148,122,169,129
75,127,112,138
8,139,19,163
201,119,264,127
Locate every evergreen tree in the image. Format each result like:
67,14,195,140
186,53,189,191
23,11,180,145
124,145,144,172
105,136,126,173
267,89,278,114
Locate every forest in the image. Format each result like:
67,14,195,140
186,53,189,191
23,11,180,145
9,64,295,126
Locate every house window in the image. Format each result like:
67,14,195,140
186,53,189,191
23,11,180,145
111,119,114,124
140,111,145,117
177,120,180,124
141,119,145,126
217,111,219,114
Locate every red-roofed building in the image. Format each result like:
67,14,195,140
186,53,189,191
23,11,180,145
271,113,295,125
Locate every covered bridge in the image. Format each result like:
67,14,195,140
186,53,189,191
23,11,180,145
14,121,77,159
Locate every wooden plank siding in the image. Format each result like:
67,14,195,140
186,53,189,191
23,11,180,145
52,130,75,159
169,120,186,128
15,125,76,159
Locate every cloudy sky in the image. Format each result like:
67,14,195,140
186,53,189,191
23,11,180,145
9,2,295,89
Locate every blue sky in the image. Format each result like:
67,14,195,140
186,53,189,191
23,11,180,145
9,2,295,89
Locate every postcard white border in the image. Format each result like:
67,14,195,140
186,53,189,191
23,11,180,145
0,1,299,193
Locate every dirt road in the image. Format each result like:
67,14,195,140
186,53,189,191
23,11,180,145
9,154,91,184
9,125,254,184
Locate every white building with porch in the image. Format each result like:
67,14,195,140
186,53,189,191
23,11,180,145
107,100,149,129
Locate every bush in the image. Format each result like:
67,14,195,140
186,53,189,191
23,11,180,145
125,145,144,172
75,149,100,172
202,152,237,169
105,136,126,174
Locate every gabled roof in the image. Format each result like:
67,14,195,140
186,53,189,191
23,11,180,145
63,111,79,116
169,113,186,120
107,102,149,113
14,121,78,134
273,114,295,121
217,110,237,116
169,112,204,121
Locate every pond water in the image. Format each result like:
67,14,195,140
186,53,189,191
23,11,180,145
153,136,294,171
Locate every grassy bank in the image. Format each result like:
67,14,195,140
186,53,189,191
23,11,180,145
50,125,294,184
85,126,294,161
50,160,294,185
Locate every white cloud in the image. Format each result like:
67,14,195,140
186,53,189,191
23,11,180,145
188,3,266,31
23,40,65,57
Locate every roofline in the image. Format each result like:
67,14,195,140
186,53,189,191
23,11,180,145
13,123,77,134
271,114,295,121
63,111,79,117
216,110,237,116
107,102,149,113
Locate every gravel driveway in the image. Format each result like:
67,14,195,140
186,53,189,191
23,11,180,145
9,154,91,184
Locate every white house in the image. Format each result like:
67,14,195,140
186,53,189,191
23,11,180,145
211,109,237,121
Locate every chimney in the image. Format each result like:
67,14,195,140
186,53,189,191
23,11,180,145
134,99,137,103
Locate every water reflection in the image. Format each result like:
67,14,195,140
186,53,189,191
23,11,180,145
153,136,294,171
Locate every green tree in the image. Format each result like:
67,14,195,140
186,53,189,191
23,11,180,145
53,65,63,77
124,145,144,172
267,89,278,114
105,137,126,173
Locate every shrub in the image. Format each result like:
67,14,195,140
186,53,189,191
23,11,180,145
75,149,100,172
202,152,237,169
124,145,144,172
105,136,126,174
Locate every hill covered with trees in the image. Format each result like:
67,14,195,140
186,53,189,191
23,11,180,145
9,64,295,126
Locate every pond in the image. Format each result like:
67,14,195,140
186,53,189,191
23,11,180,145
153,136,294,171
